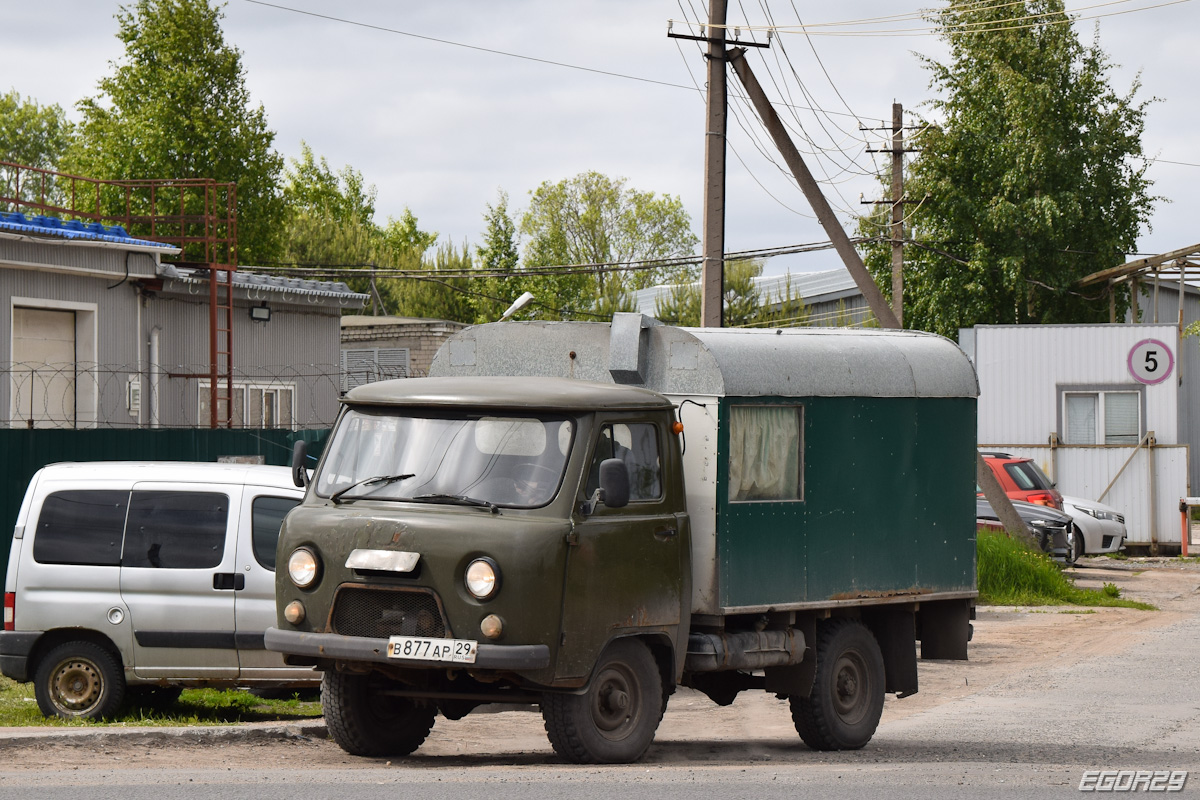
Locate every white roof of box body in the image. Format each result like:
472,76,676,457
430,314,978,399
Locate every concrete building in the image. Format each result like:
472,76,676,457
339,315,468,388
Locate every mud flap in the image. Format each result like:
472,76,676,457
917,599,972,660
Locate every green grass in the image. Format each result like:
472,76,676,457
977,530,1155,609
0,676,322,727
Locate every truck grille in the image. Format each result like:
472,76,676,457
330,587,449,639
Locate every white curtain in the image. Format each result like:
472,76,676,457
728,406,801,502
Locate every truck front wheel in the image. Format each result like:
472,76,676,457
322,669,436,757
790,619,885,750
541,638,664,764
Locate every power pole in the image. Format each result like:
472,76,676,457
862,103,918,328
700,0,728,328
890,102,904,328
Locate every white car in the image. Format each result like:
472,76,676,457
1061,495,1127,556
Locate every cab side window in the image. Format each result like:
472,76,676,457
32,490,128,567
122,491,229,569
251,496,300,570
585,422,662,502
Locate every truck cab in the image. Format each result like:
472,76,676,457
269,377,691,761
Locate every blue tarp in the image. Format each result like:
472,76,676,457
0,211,176,248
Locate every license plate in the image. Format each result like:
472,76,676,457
387,635,478,664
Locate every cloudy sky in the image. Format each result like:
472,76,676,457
1,1,1195,276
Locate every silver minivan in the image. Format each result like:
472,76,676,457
0,462,317,718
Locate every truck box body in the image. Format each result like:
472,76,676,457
429,316,979,613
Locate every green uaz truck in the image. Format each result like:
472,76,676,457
266,315,978,763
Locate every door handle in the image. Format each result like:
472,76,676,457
213,573,246,590
654,526,677,540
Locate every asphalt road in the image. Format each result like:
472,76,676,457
2,561,1198,799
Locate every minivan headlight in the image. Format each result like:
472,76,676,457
465,558,499,600
288,547,321,589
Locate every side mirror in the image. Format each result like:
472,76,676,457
291,440,310,488
598,458,630,509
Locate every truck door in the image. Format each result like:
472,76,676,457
120,483,240,678
233,490,304,679
557,418,687,680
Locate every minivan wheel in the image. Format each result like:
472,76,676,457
541,638,664,764
34,641,126,720
322,669,436,757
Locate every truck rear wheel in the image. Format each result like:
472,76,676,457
322,669,436,757
790,619,885,750
541,638,663,764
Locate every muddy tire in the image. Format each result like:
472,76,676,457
322,669,436,757
34,641,126,720
542,638,663,764
790,620,885,751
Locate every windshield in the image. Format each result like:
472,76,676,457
316,409,575,508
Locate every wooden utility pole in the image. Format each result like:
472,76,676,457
700,0,728,328
890,102,904,328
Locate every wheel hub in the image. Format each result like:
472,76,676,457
52,660,101,712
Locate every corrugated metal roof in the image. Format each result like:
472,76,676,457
0,211,179,250
165,264,369,301
633,267,859,315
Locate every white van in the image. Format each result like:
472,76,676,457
0,462,317,719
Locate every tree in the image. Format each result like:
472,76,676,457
0,90,74,171
64,0,285,264
283,141,376,228
520,171,699,317
859,1,1153,336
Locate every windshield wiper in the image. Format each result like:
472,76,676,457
408,493,501,514
331,473,415,505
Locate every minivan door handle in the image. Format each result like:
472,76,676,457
213,573,245,591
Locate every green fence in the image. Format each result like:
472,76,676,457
0,428,329,579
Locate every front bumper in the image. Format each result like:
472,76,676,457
0,631,42,683
264,627,550,671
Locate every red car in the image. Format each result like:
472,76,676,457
980,452,1064,511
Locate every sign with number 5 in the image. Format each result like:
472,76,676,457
1128,338,1174,385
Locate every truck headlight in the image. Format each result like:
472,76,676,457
465,558,500,600
288,547,321,589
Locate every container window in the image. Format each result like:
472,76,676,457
585,423,662,502
1063,391,1140,445
32,490,128,567
122,491,229,569
251,496,301,570
728,406,803,502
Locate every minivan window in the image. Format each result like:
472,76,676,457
32,490,128,567
122,491,229,569
252,496,301,570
